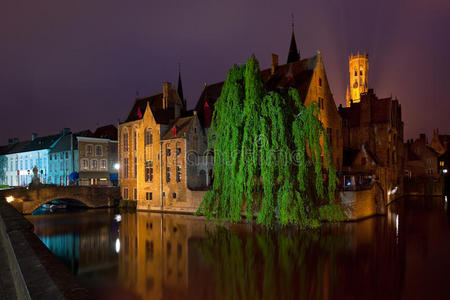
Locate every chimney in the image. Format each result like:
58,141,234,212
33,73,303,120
419,133,427,144
62,128,71,136
271,53,279,75
13,138,18,144
8,138,13,145
162,82,171,110
32,133,38,141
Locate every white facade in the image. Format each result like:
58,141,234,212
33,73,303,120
3,149,50,186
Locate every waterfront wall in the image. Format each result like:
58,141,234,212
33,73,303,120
0,197,91,299
339,183,385,220
404,177,443,196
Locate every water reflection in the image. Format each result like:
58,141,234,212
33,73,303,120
26,196,450,300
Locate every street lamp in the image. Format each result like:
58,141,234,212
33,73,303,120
114,163,120,170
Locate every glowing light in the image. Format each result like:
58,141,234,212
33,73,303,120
114,163,120,170
114,214,122,222
388,186,398,196
445,196,448,203
6,196,14,203
115,238,120,253
443,169,448,174
395,214,399,245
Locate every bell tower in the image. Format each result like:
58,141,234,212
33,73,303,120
347,52,369,107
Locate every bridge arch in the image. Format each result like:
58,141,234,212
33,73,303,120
1,186,120,214
27,197,92,214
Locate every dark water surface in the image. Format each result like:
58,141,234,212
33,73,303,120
26,196,450,300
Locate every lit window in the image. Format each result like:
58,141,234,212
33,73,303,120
176,166,181,183
145,161,153,182
86,145,93,156
100,159,107,169
91,159,98,170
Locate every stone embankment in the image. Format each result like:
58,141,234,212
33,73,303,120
0,197,91,300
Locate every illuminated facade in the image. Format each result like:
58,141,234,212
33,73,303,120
119,81,211,212
346,52,369,107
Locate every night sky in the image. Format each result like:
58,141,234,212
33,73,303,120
1,0,449,143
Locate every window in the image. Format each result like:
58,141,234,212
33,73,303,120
134,157,137,178
86,145,93,156
95,145,103,156
176,148,181,156
60,161,63,171
173,193,176,199
133,131,137,151
65,152,69,159
145,129,153,146
91,159,98,170
166,148,171,157
50,155,52,160
123,132,129,152
360,70,363,76
134,188,137,200
100,159,107,169
123,188,128,200
440,161,445,167
354,70,357,76
145,161,153,182
176,166,181,183
146,192,152,200
319,78,322,87
166,167,171,183
123,158,129,178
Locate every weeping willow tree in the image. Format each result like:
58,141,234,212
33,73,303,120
197,56,345,227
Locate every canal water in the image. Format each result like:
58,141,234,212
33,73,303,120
26,196,450,300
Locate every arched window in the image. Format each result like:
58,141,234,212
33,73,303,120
145,128,153,146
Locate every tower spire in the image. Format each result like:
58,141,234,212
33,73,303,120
287,13,300,64
177,63,186,110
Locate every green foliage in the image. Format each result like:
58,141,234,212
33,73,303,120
196,227,349,300
197,56,344,227
319,204,348,222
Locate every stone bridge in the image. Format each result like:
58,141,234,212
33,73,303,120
0,186,121,214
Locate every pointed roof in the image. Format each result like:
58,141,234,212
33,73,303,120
162,115,196,140
177,71,185,109
287,31,300,63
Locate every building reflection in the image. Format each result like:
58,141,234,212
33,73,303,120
118,213,210,299
117,209,407,300
28,210,119,277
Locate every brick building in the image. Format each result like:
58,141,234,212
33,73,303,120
119,80,210,212
339,88,404,201
405,134,440,178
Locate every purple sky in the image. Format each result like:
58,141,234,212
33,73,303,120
1,0,449,143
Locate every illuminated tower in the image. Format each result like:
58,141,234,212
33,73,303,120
347,52,369,107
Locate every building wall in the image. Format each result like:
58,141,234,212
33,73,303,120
3,150,49,186
304,55,343,171
78,137,112,186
